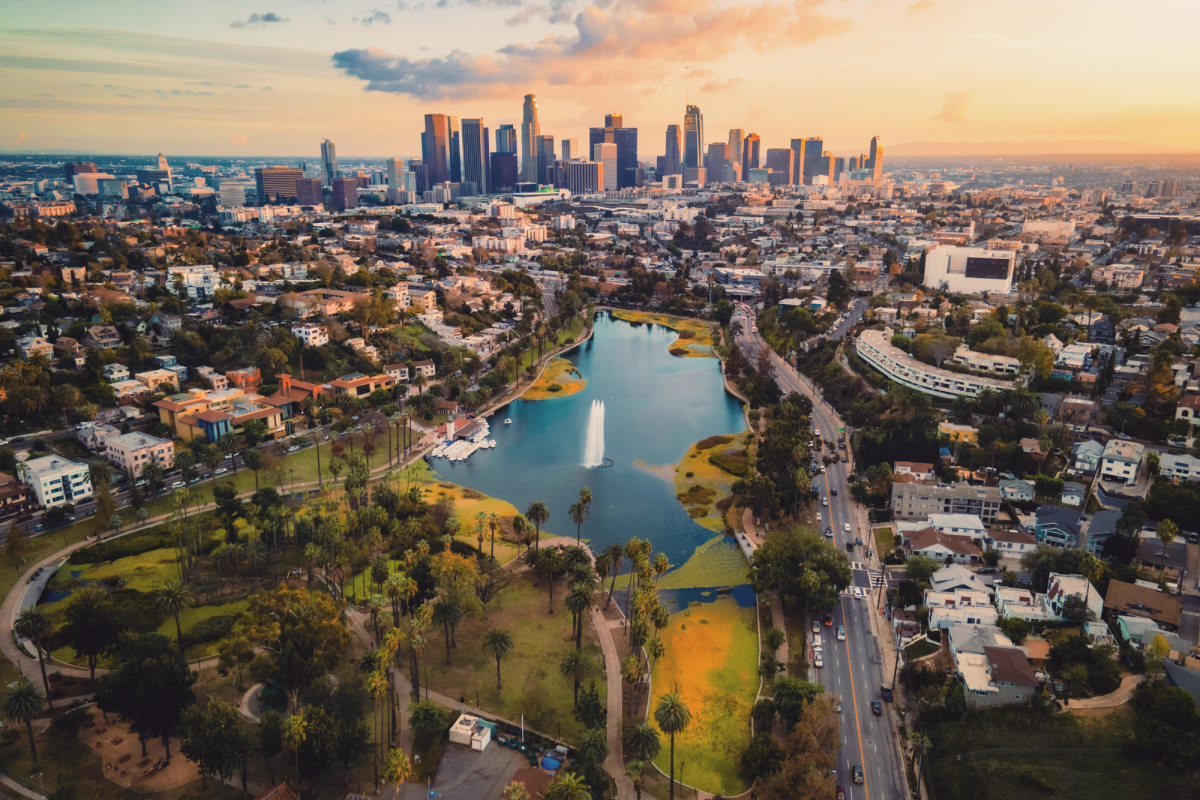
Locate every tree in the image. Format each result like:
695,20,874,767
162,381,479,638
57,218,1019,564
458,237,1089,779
772,676,824,731
539,547,564,613
481,628,514,690
601,542,624,608
3,680,46,770
526,501,549,556
760,695,840,800
625,723,661,763
384,748,413,786
544,773,592,800
654,692,692,800
258,709,284,784
740,731,786,781
569,500,589,544
998,616,1030,645
431,599,463,665
179,697,240,791
1129,682,1200,770
503,781,531,800
14,607,54,709
154,578,196,656
95,633,197,758
283,712,307,790
243,449,266,490
559,650,591,708
904,554,940,584
749,527,852,613
242,587,351,706
626,761,647,800
1157,519,1179,575
61,587,120,679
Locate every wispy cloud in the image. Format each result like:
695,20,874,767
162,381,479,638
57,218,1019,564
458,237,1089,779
230,12,289,29
701,77,743,92
324,16,338,25
354,9,393,25
228,133,247,144
932,91,972,123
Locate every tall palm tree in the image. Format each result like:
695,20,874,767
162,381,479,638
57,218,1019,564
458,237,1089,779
625,723,661,763
578,727,608,765
154,578,195,655
283,712,307,790
229,725,260,797
488,512,499,561
654,692,692,800
543,773,591,800
601,542,624,609
431,600,462,665
202,444,223,483
384,748,413,786
243,449,265,490
14,608,53,709
2,681,46,770
525,501,549,555
481,628,514,690
539,547,564,613
559,650,591,708
568,501,589,544
217,432,240,474
173,449,196,482
566,581,597,651
140,461,165,496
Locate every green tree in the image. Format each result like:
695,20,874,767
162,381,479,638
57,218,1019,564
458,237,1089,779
749,527,852,613
998,616,1030,645
559,650,592,708
740,731,786,781
95,633,197,758
772,676,824,731
481,628,514,690
14,607,54,709
654,692,692,800
3,681,46,770
904,554,940,584
154,578,196,656
624,723,661,763
62,587,120,680
179,697,240,790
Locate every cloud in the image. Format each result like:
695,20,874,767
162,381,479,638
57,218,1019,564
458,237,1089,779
230,12,289,29
332,0,852,99
907,0,935,13
701,77,743,92
117,93,135,98
506,0,575,25
261,86,273,90
324,16,338,24
932,91,971,122
354,9,393,25
228,133,248,144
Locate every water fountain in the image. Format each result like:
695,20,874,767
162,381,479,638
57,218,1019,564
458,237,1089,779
582,399,606,467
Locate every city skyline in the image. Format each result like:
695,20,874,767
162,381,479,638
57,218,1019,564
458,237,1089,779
3,0,1199,157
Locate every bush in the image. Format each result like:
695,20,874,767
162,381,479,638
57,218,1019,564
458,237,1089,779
669,347,688,356
696,435,735,450
185,614,237,647
547,383,563,392
1019,766,1055,793
47,707,91,739
69,529,174,564
740,731,784,780
709,450,749,476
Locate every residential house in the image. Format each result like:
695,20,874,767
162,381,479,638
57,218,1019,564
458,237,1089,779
1100,439,1144,486
226,367,262,390
1061,481,1086,507
995,586,1051,623
894,461,936,482
20,455,93,508
413,360,436,379
1046,572,1103,621
999,479,1034,502
52,337,84,358
1082,509,1121,557
327,372,395,400
939,422,979,442
384,363,409,382
955,646,1038,708
927,513,986,542
987,529,1037,556
1089,317,1116,344
1033,505,1082,548
930,564,993,594
924,589,997,630
84,325,122,350
104,432,175,475
16,335,53,359
103,363,130,383
135,368,180,393
1103,580,1183,631
948,624,1014,659
195,367,229,391
0,472,30,517
291,323,329,348
906,527,981,564
75,421,121,452
1070,440,1104,475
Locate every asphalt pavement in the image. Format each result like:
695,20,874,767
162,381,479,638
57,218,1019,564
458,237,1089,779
734,299,908,800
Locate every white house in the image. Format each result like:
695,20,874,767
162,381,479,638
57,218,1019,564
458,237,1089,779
1100,439,1144,486
291,323,329,348
928,513,986,542
1046,572,1103,622
1070,440,1104,475
21,455,93,508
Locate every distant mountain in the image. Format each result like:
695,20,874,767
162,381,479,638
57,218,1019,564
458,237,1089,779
888,140,1198,157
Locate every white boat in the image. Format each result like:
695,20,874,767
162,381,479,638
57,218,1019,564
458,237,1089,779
504,418,513,425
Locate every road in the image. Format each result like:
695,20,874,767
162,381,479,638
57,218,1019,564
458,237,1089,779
734,298,908,800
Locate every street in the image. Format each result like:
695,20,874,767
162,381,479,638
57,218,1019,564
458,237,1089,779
735,298,909,800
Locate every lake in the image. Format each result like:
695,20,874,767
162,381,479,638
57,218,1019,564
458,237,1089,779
433,312,746,576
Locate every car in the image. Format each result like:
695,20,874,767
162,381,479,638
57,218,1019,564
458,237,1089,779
871,700,882,716
836,786,846,800
816,512,823,523
881,685,894,702
814,429,821,437
853,587,864,599
836,625,846,641
855,536,863,547
824,614,833,627
821,496,828,506
812,620,820,634
135,479,146,487
170,481,185,489
831,488,837,497
852,766,863,785
189,476,201,484
214,467,229,475
976,566,997,575
34,524,44,532
288,445,300,453
842,454,849,462
824,527,833,538
843,523,851,533
814,653,824,668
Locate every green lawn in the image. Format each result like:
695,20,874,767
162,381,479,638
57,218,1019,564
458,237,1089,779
393,321,438,352
927,706,1187,800
420,575,605,744
873,526,896,558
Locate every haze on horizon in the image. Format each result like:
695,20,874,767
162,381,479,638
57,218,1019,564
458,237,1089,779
1,0,1196,159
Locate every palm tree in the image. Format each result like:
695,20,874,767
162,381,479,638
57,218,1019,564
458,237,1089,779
202,444,222,483
230,725,260,797
283,712,307,790
568,501,589,544
566,581,597,651
578,726,608,765
431,600,462,665
384,748,413,786
974,387,1001,416
1157,519,1179,576
217,432,240,474
14,608,53,709
539,547,564,613
502,781,530,800
139,460,165,496
243,449,265,490
626,760,647,800
1010,389,1040,418
559,650,591,708
173,449,196,482
525,501,549,555
602,542,624,609
652,553,670,583
544,773,591,800
488,512,499,561
154,578,195,655
2,681,46,770
625,723,661,763
481,628,514,690
654,692,692,800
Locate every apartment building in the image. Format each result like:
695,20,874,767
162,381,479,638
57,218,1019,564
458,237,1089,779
384,363,410,382
949,344,1021,376
856,329,1017,400
104,431,175,475
291,323,330,348
152,387,284,443
892,481,1003,522
166,265,220,299
286,288,362,317
413,360,436,378
1091,265,1145,290
226,367,262,390
327,372,396,399
135,368,180,392
196,367,229,391
22,455,93,508
1100,439,1144,486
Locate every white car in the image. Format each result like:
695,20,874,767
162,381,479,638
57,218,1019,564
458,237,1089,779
821,496,828,506
843,523,851,533
853,587,864,600
170,481,184,489
814,653,824,668
288,445,300,452
816,512,822,522
836,626,846,642
214,467,229,475
814,429,821,437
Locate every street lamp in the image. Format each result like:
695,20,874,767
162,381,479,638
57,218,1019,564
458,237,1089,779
31,772,44,799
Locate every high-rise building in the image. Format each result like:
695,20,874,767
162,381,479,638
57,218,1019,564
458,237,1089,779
563,160,603,194
705,143,731,184
496,125,517,154
664,125,682,176
682,166,706,188
218,181,245,207
765,148,795,186
64,162,98,181
613,127,638,189
818,151,836,184
536,135,556,185
683,105,704,169
320,139,339,187
594,143,617,191
331,177,358,210
604,114,623,128
868,136,883,180
802,138,824,184
490,153,518,192
422,114,453,186
834,157,847,180
255,166,303,203
561,138,579,162
296,178,323,206
789,139,807,184
447,116,462,183
742,133,760,178
461,119,490,195
727,129,745,177
386,158,403,188
520,94,540,183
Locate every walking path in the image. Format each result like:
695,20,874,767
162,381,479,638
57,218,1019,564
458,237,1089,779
1065,674,1145,710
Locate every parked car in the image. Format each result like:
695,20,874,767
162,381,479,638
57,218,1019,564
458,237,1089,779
836,625,846,641
812,619,820,634
170,481,184,489
871,701,882,716
814,653,824,668
214,467,229,475
881,685,894,702
288,445,300,453
976,566,997,575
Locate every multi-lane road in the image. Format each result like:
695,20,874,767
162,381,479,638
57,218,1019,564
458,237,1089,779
734,299,908,800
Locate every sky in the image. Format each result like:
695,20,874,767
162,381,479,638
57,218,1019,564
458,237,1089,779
2,0,1199,159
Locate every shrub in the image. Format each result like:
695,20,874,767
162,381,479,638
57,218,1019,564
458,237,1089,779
677,330,695,339
547,383,563,392
185,614,237,647
669,348,688,356
47,707,92,739
709,450,749,476
696,435,735,450
69,529,174,564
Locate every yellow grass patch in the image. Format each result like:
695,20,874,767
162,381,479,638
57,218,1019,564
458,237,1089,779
650,598,757,796
656,535,749,590
673,433,751,534
610,310,716,358
524,357,587,401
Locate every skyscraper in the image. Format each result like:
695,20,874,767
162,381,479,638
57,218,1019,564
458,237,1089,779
496,125,517,154
520,94,540,183
422,114,453,186
705,143,730,184
156,153,172,183
563,160,603,194
742,133,760,178
320,139,339,187
613,128,638,189
331,177,358,210
63,162,98,181
727,130,745,178
536,135,556,185
802,138,824,184
789,139,807,184
683,105,703,169
868,136,883,180
664,125,682,176
765,149,795,186
447,117,463,183
594,143,617,191
561,138,579,162
256,166,303,203
296,178,323,206
604,114,623,128
386,158,403,189
461,119,490,195
490,153,518,192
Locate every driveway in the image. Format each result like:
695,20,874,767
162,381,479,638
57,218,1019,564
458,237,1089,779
426,741,531,800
